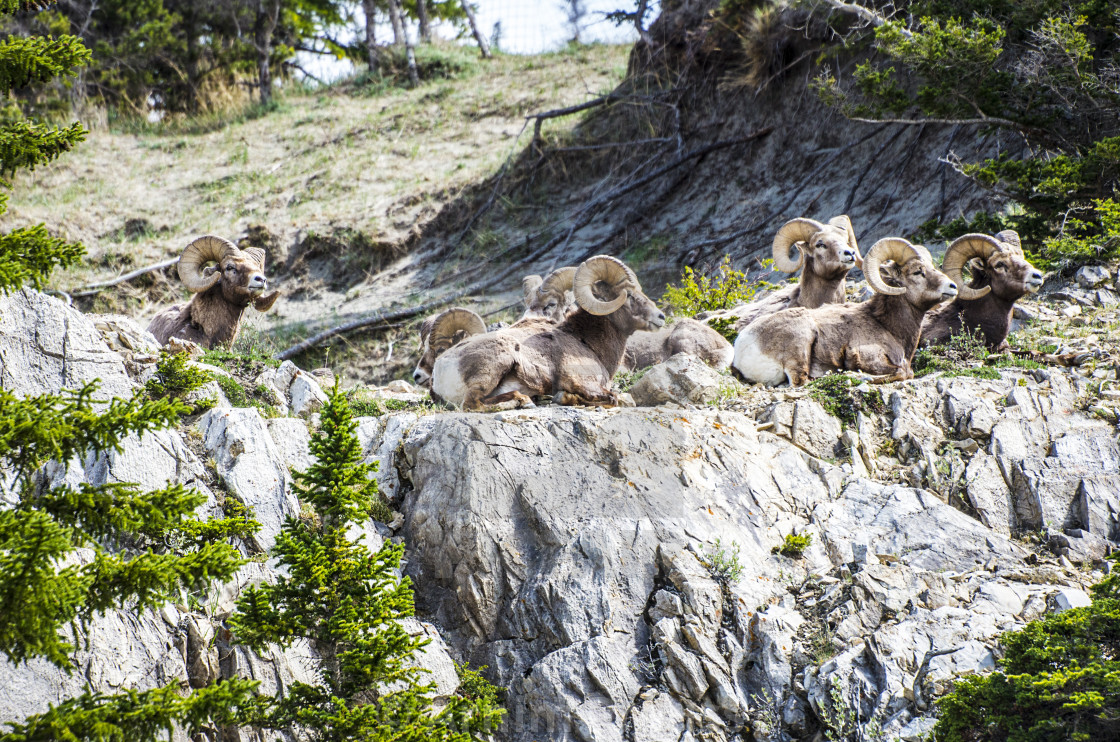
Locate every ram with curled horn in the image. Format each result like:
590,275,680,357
147,235,281,349
703,215,862,330
520,266,578,323
733,237,957,385
920,231,1044,352
412,307,487,388
431,255,665,410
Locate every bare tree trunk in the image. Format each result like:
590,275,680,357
634,0,651,44
362,0,380,72
403,18,420,86
416,0,431,42
460,0,491,59
387,0,405,46
254,0,281,105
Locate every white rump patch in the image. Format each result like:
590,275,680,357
432,355,469,407
733,328,787,386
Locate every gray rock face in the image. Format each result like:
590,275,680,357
630,353,727,407
199,407,299,552
0,288,134,399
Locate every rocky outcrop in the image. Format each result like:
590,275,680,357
394,394,1113,741
1,287,1117,742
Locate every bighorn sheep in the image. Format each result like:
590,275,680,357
733,238,958,385
704,215,862,329
521,266,577,322
412,307,487,387
621,319,734,372
920,231,1044,351
148,236,280,348
432,256,665,410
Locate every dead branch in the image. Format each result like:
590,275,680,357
528,95,620,149
819,0,912,38
913,646,961,712
71,257,179,298
276,129,774,361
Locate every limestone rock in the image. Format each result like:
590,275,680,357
630,353,726,407
0,288,133,399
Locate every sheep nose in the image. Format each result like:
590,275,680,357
1030,270,1043,281
249,275,267,289
841,249,855,260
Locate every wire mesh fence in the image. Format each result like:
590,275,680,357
473,0,658,54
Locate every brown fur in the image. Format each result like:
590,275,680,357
704,224,859,331
621,318,733,372
921,252,1043,351
148,252,278,348
433,291,665,410
736,258,957,385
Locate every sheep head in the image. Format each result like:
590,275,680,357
863,237,957,310
573,255,665,332
772,215,862,279
941,231,1043,302
413,307,486,386
178,235,280,311
522,266,577,322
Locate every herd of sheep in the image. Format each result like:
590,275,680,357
147,218,1044,411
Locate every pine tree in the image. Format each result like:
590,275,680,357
0,0,88,291
0,4,266,738
229,385,504,741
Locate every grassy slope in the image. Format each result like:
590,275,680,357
8,44,630,378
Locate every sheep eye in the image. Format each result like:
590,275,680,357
815,241,825,249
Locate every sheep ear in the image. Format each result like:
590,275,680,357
202,265,219,277
244,247,267,269
253,290,280,312
880,262,904,288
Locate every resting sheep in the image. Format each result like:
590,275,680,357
733,237,957,385
148,235,280,348
703,215,862,330
920,231,1044,352
432,255,665,410
412,307,487,387
521,266,577,323
621,319,733,372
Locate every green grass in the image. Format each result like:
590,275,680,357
806,374,886,427
774,533,812,558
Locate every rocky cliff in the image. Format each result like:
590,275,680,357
1,284,1118,741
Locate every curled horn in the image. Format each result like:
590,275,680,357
573,255,634,316
829,214,863,267
994,230,1024,257
522,275,543,302
540,266,577,294
863,237,921,296
179,235,238,293
942,234,1001,300
772,218,825,273
430,308,486,345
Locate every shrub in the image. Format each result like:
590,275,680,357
933,555,1120,741
806,374,886,427
700,538,744,584
912,329,999,379
706,316,740,343
663,257,759,316
775,533,812,558
455,662,507,707
145,350,213,410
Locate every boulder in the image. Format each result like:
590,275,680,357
630,353,727,407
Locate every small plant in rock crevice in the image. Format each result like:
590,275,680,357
806,374,886,427
699,538,744,584
145,350,213,412
774,532,812,558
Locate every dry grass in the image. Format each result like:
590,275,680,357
10,44,631,346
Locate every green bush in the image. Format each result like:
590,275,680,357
706,316,740,343
455,662,507,707
774,533,812,558
663,257,760,316
913,329,999,379
934,555,1120,741
806,374,887,427
145,351,213,410
700,538,744,584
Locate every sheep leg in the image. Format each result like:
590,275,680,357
555,388,619,408
479,390,536,410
